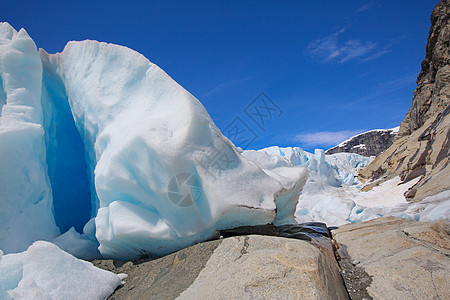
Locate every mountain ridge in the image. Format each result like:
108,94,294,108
325,127,399,157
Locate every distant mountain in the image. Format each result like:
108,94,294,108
325,127,399,157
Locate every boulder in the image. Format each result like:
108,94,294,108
333,217,450,300
95,235,348,300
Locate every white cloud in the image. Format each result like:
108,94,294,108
292,130,366,147
305,29,379,63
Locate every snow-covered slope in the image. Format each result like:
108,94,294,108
0,23,307,259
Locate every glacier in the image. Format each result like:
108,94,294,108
243,146,450,226
0,22,307,260
0,21,449,299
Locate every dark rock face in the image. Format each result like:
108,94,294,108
325,129,398,157
359,0,450,201
398,0,450,136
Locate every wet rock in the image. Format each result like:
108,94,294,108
219,224,278,238
219,222,331,240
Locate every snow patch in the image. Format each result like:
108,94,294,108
0,241,123,300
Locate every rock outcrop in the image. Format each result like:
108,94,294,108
95,217,450,300
325,128,398,157
333,217,450,300
94,235,349,300
359,0,450,201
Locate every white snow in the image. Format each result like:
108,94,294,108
48,40,308,259
352,144,367,149
355,176,420,208
373,189,450,222
0,241,124,300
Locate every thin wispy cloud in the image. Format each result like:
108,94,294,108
203,77,252,98
361,49,391,62
292,129,366,147
305,28,379,63
345,74,417,106
356,2,373,13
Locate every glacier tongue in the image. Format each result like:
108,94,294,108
242,147,376,226
0,23,308,260
243,146,450,226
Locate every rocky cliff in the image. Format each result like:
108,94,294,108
398,0,450,136
359,0,450,202
325,128,398,157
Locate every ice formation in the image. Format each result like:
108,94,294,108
0,241,125,300
0,22,307,260
0,23,60,254
243,146,450,226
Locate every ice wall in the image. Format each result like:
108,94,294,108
43,40,307,259
242,147,376,226
0,23,307,260
242,146,373,187
0,23,59,253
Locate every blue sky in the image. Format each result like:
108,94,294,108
1,0,437,152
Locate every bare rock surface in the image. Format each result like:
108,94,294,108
359,105,450,201
177,235,348,300
333,217,450,300
399,0,450,136
92,239,222,300
95,234,348,300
